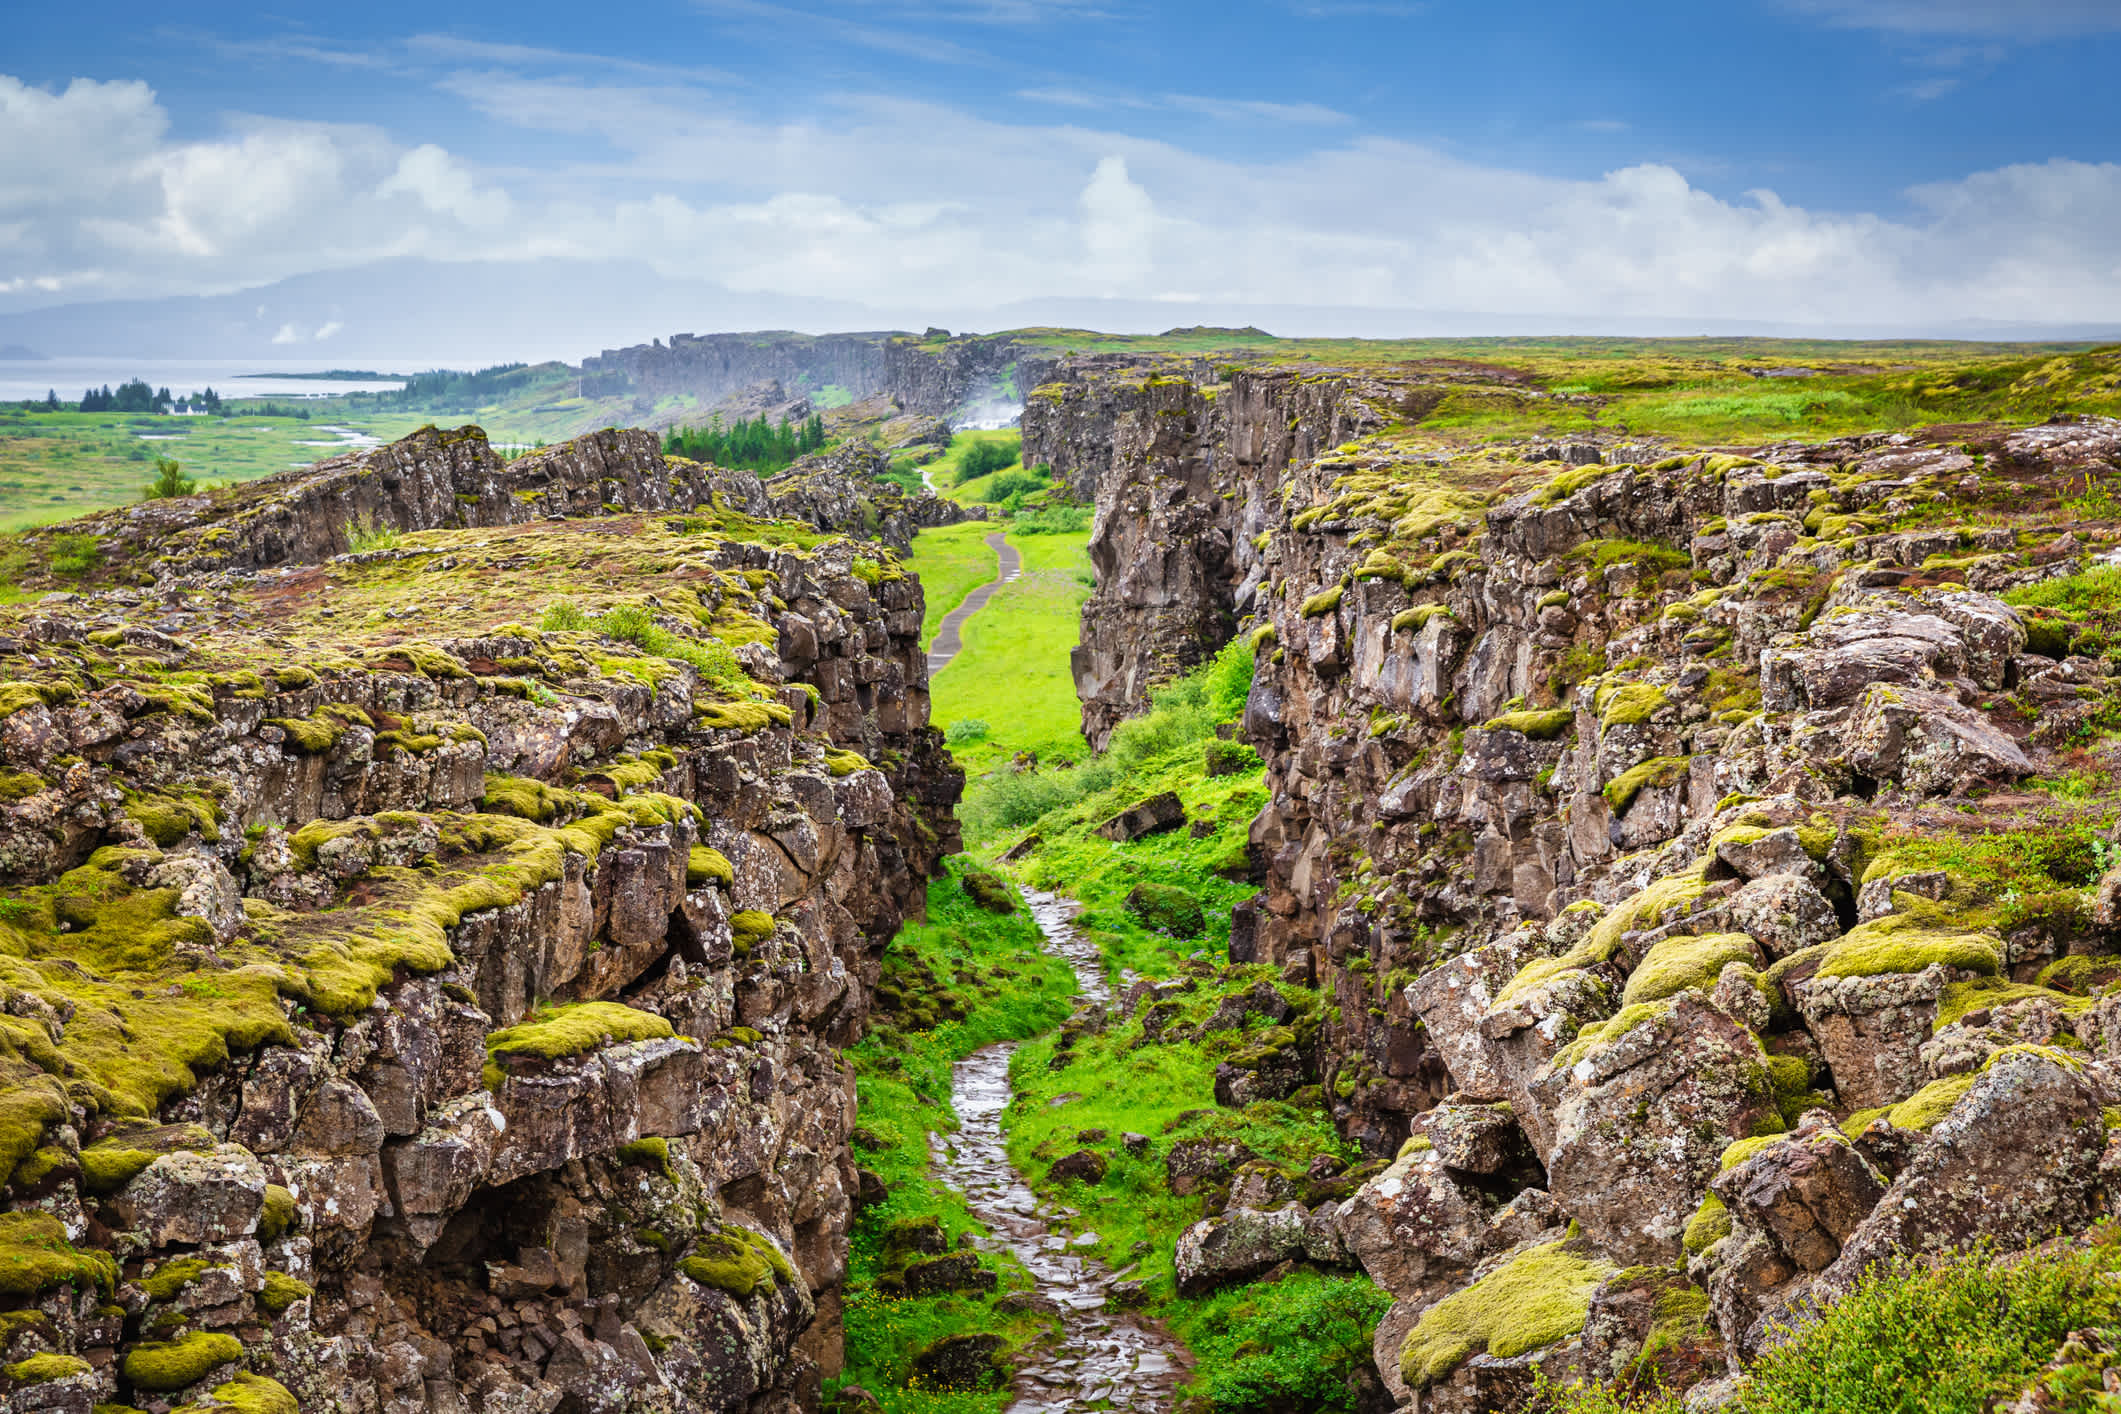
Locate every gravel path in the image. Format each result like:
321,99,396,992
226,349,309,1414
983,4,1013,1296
926,531,1017,677
930,889,1191,1413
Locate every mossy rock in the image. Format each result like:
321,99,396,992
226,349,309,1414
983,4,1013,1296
729,910,777,948
257,1185,297,1242
960,871,1017,915
1482,708,1573,740
1124,882,1204,939
119,1330,243,1391
257,1271,312,1317
677,1224,793,1299
0,1212,117,1298
176,1373,299,1414
676,843,733,890
483,1002,675,1090
1399,1239,1615,1388
5,1351,88,1384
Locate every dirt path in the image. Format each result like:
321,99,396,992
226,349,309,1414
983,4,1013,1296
926,530,1017,678
930,889,1190,1413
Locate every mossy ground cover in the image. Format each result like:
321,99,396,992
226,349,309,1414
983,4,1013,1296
904,521,1002,648
834,861,1077,1413
928,530,1093,779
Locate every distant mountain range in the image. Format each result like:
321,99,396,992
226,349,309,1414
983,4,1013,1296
2,259,2119,370
0,345,44,360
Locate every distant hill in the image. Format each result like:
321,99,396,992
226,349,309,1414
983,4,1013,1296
0,344,44,360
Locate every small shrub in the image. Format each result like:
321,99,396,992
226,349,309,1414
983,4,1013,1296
945,719,991,744
144,455,195,499
346,517,401,553
1013,504,1092,535
46,534,101,577
1737,1239,2121,1414
954,437,1020,484
539,597,590,631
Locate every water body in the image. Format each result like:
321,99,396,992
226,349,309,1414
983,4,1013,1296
930,889,1189,1413
0,359,406,403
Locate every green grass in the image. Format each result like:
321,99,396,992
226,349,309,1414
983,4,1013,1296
0,409,439,531
836,860,1079,1413
906,522,1003,648
930,531,1093,777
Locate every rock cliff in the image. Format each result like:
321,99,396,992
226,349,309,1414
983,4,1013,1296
0,428,956,1412
1034,352,2121,1405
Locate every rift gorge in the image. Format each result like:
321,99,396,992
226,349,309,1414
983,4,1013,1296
4,331,2121,1414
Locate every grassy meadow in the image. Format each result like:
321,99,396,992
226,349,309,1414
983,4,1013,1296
927,529,1094,777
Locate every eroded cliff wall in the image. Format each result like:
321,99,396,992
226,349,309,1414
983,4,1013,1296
0,430,956,1413
1041,352,2121,1406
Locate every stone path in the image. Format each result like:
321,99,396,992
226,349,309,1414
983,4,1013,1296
930,889,1190,1413
925,531,1017,677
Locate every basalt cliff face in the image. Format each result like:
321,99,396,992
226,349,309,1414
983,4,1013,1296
577,332,1060,426
0,428,955,1413
1032,356,2121,1406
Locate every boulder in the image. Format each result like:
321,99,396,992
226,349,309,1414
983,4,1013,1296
1412,1101,1539,1179
1813,1048,2109,1305
1715,827,1820,884
1727,874,1842,960
1174,1206,1309,1295
903,1254,996,1296
1124,882,1204,937
911,1333,1010,1391
111,1146,267,1245
1794,963,1956,1110
1478,963,1624,1157
1048,1149,1108,1186
1333,1144,1496,1301
1095,792,1185,842
1407,945,1523,1102
1707,1126,1887,1359
1539,995,1782,1266
1166,1139,1255,1195
1843,684,2033,795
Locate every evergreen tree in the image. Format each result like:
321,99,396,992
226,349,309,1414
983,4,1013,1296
41,390,58,412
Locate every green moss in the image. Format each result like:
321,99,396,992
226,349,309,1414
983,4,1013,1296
1398,1239,1615,1388
478,774,571,824
139,1257,211,1302
1814,911,2001,982
1497,866,1707,1007
1532,462,1619,506
124,791,219,847
1683,1192,1731,1255
1595,681,1670,727
256,1271,312,1317
0,773,46,803
483,1002,676,1090
1622,932,1759,1008
257,1185,296,1242
1717,1133,1789,1173
695,700,794,733
1301,584,1345,618
1603,755,1691,813
677,1224,794,1298
6,1352,88,1384
729,911,776,948
1391,603,1453,634
823,747,871,777
261,711,345,754
119,1331,243,1391
1482,708,1573,740
686,846,734,889
0,1212,116,1297
1852,1072,1979,1133
616,1137,675,1179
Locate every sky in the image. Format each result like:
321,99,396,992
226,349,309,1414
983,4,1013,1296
4,0,2121,338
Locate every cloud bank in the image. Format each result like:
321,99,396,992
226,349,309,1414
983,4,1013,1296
4,69,2121,328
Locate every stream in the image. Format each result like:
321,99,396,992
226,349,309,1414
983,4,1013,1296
930,888,1190,1412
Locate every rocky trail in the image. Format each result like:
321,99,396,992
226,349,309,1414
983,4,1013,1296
926,529,1018,676
931,889,1190,1413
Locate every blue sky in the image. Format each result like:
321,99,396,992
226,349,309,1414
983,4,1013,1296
4,0,2120,330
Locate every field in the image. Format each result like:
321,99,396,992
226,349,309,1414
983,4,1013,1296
927,529,1094,776
0,407,445,531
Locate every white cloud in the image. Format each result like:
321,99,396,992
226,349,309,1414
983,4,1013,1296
6,68,2121,328
315,320,344,340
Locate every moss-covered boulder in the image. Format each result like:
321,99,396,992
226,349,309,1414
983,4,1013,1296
1124,882,1204,938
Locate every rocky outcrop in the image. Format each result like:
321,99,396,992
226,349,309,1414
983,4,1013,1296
1044,349,2121,1406
0,427,958,1412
